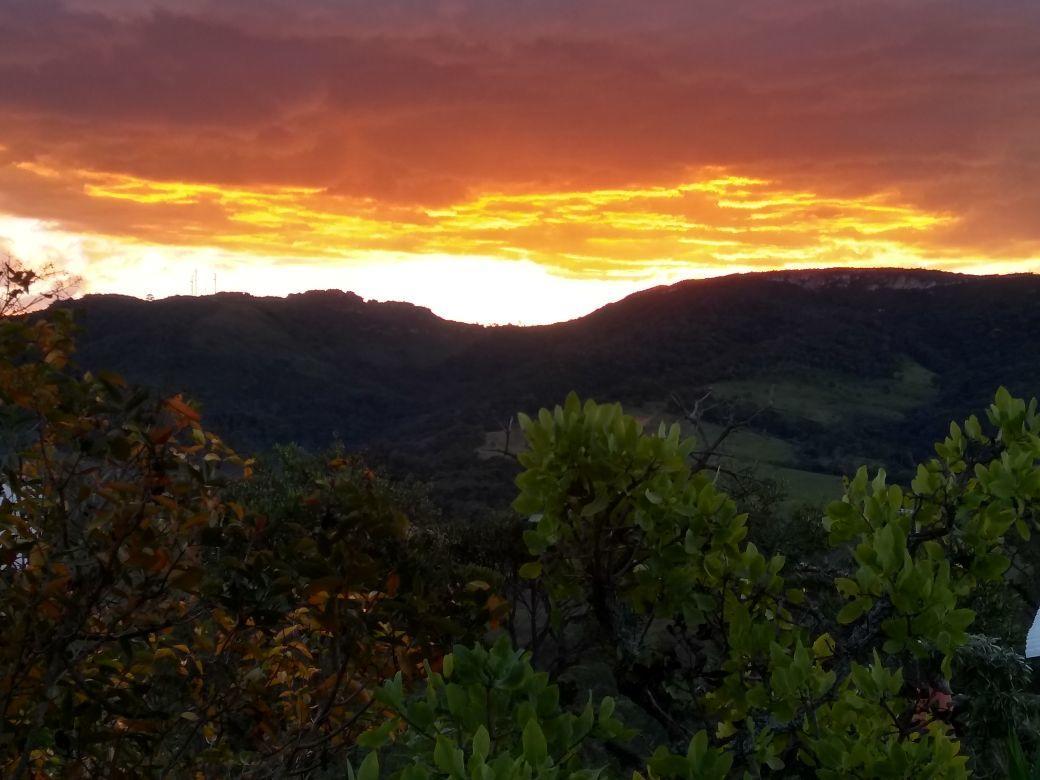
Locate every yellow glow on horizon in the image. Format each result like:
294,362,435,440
2,210,1039,325
50,166,958,276
2,162,1039,324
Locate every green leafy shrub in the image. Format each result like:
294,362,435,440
510,390,1040,776
359,636,630,778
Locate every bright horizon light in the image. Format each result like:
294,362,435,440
4,210,1040,325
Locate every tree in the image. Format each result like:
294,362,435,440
510,391,1040,776
1,305,247,776
0,304,485,776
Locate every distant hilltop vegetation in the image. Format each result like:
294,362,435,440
57,268,1040,514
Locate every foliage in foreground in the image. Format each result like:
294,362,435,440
0,309,484,776
359,636,630,779
1007,729,1040,780
350,389,1040,778
2,266,1040,777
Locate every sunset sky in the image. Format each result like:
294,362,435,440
1,0,1038,323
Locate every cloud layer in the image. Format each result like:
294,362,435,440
1,0,1038,321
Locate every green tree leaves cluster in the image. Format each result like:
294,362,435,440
360,636,629,779
508,390,1040,776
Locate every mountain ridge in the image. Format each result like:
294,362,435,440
56,268,1040,514
74,267,999,328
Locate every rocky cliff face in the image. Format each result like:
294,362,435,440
765,268,964,291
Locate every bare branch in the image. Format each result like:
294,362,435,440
0,252,80,318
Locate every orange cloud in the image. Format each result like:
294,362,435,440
1,0,1039,322
6,161,961,276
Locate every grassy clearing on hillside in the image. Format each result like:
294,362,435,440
691,422,796,466
478,408,841,506
759,465,844,507
711,359,936,426
478,362,930,506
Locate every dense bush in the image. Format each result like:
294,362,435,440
353,390,1040,778
358,636,630,779
0,310,486,776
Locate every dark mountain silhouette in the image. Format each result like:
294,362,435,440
58,268,1040,513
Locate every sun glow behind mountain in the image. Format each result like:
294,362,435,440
1,1,1039,323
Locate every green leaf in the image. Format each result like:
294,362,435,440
581,490,612,517
522,718,548,767
445,683,467,717
837,598,869,625
434,735,460,774
519,562,542,580
357,720,394,749
472,725,491,762
357,752,379,780
409,700,435,729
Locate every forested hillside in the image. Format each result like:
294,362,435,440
60,269,1040,514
